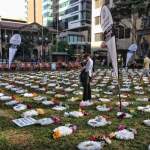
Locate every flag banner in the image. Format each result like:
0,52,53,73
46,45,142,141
126,43,137,67
8,34,21,69
100,5,118,78
9,34,21,45
9,46,17,69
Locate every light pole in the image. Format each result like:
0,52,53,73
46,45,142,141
5,34,8,61
0,27,2,60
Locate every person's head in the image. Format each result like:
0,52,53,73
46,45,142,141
84,53,91,60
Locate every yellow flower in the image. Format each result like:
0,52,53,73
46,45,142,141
53,130,62,139
36,108,45,115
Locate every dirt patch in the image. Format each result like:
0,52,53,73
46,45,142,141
4,129,33,146
0,109,13,119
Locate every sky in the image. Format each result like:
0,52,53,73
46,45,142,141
0,0,27,20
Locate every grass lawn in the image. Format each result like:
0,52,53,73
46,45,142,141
0,70,149,150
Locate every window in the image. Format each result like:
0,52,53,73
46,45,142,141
95,33,103,41
70,0,79,4
95,16,100,25
68,15,79,22
65,6,79,14
115,25,130,39
59,1,69,9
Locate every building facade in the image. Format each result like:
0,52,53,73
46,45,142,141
27,0,43,25
58,0,91,54
42,0,53,27
42,0,91,54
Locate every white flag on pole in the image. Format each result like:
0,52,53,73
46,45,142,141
126,43,137,67
8,34,21,69
9,47,17,68
100,5,118,78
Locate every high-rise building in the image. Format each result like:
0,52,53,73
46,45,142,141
58,0,92,53
91,0,104,52
27,0,43,25
41,0,92,53
59,0,91,30
42,0,54,27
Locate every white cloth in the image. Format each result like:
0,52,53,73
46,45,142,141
85,57,93,77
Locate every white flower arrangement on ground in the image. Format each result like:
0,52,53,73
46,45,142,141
115,129,135,140
98,98,111,102
36,118,54,125
48,83,56,87
64,111,84,118
52,124,77,139
64,87,74,92
5,100,19,106
33,96,47,101
52,105,67,111
137,105,150,112
116,101,130,107
88,116,111,127
16,89,26,94
23,93,34,98
117,112,132,118
21,110,38,117
103,91,113,95
134,86,143,90
0,93,4,97
13,104,27,111
54,94,66,98
96,105,111,112
80,101,94,107
136,97,149,102
77,141,104,150
42,100,55,106
143,120,150,127
134,91,144,95
68,97,79,102
0,96,12,101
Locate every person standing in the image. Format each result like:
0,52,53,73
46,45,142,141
141,37,149,57
143,53,150,77
80,53,93,101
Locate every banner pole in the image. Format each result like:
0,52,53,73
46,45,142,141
116,39,122,112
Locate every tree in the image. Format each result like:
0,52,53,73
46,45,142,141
111,0,150,42
57,41,69,52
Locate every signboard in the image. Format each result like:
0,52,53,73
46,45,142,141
12,117,37,127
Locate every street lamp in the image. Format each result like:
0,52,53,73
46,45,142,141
38,36,49,62
4,34,8,61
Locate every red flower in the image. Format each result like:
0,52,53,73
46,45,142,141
52,116,61,124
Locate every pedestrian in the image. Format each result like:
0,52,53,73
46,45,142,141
143,53,150,78
80,53,93,101
141,37,149,57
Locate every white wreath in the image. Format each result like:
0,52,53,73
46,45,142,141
77,141,104,150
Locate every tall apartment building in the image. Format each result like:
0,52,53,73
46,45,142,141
27,0,43,25
42,0,53,26
58,0,91,30
58,0,92,53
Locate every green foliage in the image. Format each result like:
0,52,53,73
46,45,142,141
57,41,69,52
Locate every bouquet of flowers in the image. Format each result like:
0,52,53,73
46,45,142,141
53,124,77,139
